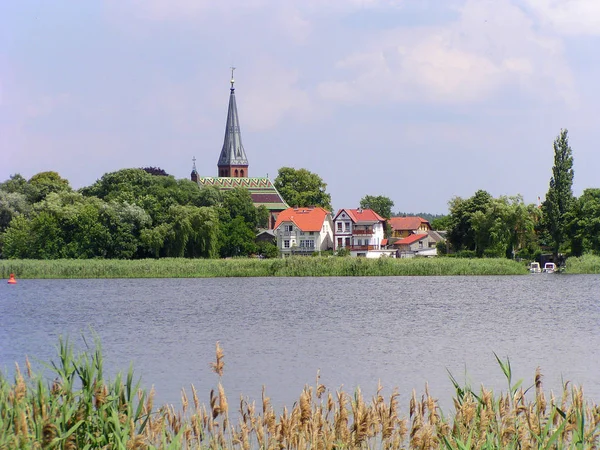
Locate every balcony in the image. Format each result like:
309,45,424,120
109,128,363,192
348,245,379,251
352,228,374,235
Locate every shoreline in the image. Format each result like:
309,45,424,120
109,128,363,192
1,256,531,279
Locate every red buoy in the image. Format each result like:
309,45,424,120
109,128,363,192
7,273,17,284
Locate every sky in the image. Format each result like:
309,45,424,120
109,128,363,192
1,0,599,214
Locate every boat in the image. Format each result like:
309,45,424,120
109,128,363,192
543,262,556,273
529,262,541,273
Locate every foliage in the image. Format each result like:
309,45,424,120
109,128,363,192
565,253,600,274
396,211,447,223
359,195,394,219
336,247,351,257
0,191,31,233
430,215,451,231
447,191,539,258
0,256,529,279
141,166,170,176
541,129,575,260
274,167,332,211
256,241,279,259
567,188,600,256
3,337,599,449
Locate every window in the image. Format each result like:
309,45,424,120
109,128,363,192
337,222,342,231
357,239,362,246
337,238,342,247
300,231,305,236
345,237,350,247
300,240,314,248
419,241,423,249
284,225,293,232
284,240,290,248
345,222,350,231
309,231,314,235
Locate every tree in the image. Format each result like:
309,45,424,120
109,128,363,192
359,195,394,219
541,129,574,260
447,190,493,253
567,188,600,256
26,171,72,203
274,167,332,211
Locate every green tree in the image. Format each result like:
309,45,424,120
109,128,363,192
567,188,600,256
541,129,575,260
26,171,72,203
359,195,394,219
447,190,493,253
430,215,451,231
274,167,332,211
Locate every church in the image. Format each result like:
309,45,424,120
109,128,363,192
191,72,288,229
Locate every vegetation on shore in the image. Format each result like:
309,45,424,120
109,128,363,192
0,257,529,279
564,254,600,274
2,339,599,449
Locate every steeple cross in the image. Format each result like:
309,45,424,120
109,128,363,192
230,66,236,89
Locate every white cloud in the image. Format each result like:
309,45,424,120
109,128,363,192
523,0,600,35
317,0,577,107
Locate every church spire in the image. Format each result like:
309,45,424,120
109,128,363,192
217,67,249,178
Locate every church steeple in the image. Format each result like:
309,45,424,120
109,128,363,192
217,68,249,178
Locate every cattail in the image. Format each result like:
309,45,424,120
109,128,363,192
146,386,155,414
210,342,224,377
300,388,311,425
94,384,108,409
218,382,229,416
25,356,32,379
210,389,220,419
181,387,189,414
191,384,199,411
42,423,58,447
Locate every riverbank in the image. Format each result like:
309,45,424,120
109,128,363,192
2,339,598,449
0,256,529,279
564,254,600,274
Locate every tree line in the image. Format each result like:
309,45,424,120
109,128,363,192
1,129,598,261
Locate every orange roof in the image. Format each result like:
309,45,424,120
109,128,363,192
389,216,430,231
273,207,331,232
393,234,426,245
334,208,385,224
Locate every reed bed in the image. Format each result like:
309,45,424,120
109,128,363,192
564,254,600,274
0,257,528,279
2,339,599,449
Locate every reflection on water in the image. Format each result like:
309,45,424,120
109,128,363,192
1,274,599,412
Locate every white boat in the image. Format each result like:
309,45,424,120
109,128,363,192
543,262,556,273
529,262,541,273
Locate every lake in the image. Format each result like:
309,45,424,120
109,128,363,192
1,274,599,414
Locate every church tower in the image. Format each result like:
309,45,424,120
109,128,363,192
217,68,249,178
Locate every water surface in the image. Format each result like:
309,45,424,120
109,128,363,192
1,275,599,412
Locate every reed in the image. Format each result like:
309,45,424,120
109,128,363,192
2,339,599,449
564,254,600,274
0,257,528,279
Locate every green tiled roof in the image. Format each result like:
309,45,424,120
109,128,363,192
197,177,288,211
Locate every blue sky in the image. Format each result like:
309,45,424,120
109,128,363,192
2,0,599,213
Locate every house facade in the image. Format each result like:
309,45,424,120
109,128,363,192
393,233,436,257
333,209,389,257
388,216,431,238
274,207,334,257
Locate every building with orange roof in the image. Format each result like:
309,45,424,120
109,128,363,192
392,233,437,257
273,207,333,256
388,216,431,238
333,208,392,257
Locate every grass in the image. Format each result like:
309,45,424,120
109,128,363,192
564,254,600,274
2,338,599,449
0,257,529,279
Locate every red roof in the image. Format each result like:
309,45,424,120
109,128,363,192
334,208,385,224
273,207,331,232
393,234,426,245
389,216,430,231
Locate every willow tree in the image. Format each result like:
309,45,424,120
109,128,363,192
541,129,574,261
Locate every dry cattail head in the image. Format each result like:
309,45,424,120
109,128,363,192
210,342,224,377
218,382,229,416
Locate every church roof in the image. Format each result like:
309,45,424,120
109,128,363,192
197,177,288,211
218,77,248,167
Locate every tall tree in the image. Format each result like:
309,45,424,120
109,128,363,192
541,129,574,260
567,188,600,257
274,167,332,211
359,195,394,219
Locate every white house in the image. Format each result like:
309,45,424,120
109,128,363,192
333,208,392,258
273,207,334,257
